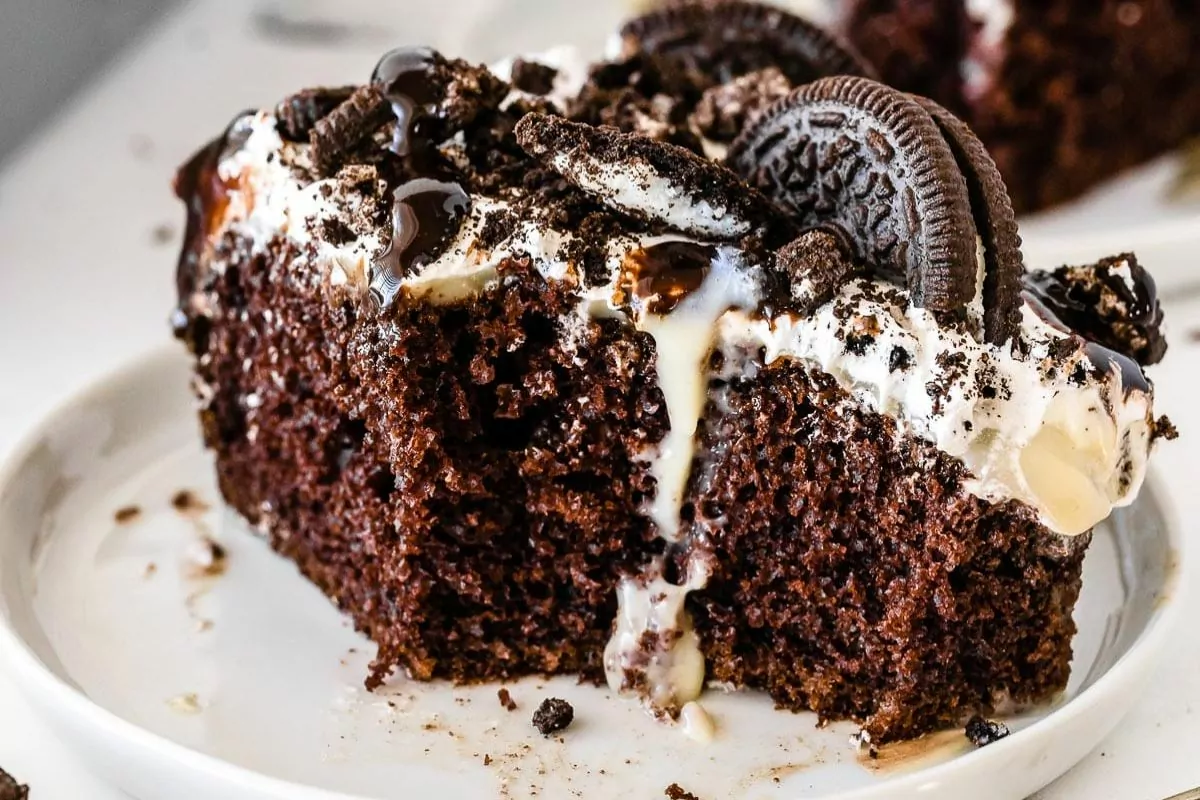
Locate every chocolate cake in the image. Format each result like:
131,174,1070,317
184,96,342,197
172,2,1171,744
821,0,1200,211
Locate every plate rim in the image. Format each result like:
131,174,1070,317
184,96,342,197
0,343,1187,800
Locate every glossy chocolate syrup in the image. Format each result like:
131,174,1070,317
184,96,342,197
1022,261,1160,393
626,241,719,314
372,46,442,159
1083,341,1151,395
369,178,471,309
1021,284,1150,395
172,113,252,347
364,48,471,308
1023,267,1156,334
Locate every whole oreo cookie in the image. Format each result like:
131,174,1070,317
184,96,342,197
728,76,1024,341
619,0,873,87
913,96,1023,344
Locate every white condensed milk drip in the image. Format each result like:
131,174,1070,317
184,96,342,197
634,245,762,541
601,243,760,724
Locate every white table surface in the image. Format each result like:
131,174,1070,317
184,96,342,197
1,1,1199,797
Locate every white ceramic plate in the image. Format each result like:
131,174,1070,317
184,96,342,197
0,347,1183,800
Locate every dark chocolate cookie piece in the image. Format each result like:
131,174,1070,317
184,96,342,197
774,225,862,315
691,66,793,141
727,76,978,314
309,84,391,176
515,112,788,239
0,767,27,800
510,58,558,96
619,0,874,86
532,697,574,735
1023,253,1166,366
914,96,1023,344
275,85,356,142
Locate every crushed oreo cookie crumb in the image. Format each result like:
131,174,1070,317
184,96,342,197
309,84,390,176
774,226,859,315
691,67,792,141
888,346,912,372
0,767,28,800
510,59,558,96
275,85,356,142
531,697,574,735
965,715,1010,747
1152,415,1179,442
664,783,700,800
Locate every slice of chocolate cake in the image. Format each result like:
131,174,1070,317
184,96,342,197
173,5,1171,744
822,0,1200,212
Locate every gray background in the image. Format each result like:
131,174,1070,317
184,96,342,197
0,0,179,164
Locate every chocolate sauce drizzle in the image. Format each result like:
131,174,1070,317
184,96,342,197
1022,261,1163,363
365,47,472,309
172,112,253,348
1083,341,1150,395
626,241,718,315
373,46,442,160
1021,261,1161,394
369,178,471,308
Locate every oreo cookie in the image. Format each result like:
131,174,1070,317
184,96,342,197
691,66,793,142
775,225,861,315
619,0,873,87
1023,254,1166,366
728,76,1024,342
515,112,787,239
309,84,390,177
914,96,1023,344
275,85,356,142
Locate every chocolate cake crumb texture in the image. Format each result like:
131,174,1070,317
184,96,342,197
114,505,142,524
497,687,518,711
0,768,27,800
839,0,1200,212
532,697,574,735
664,783,700,800
964,715,1010,747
